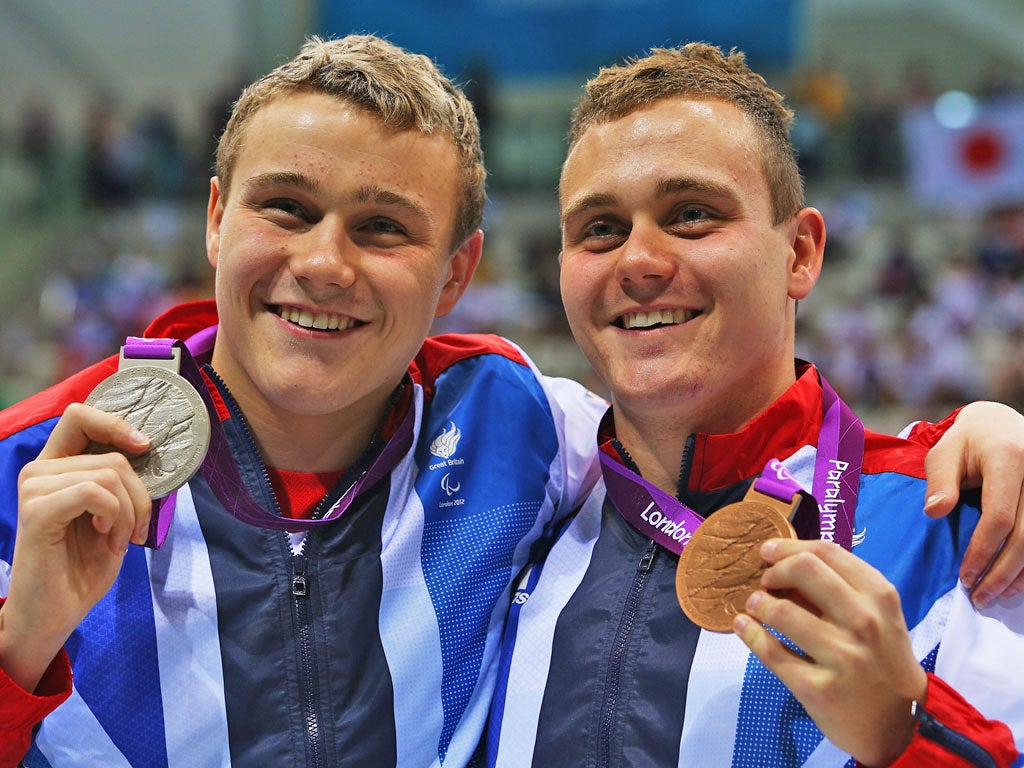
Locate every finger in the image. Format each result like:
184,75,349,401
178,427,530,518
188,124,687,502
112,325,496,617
733,611,817,687
970,508,1024,607
921,433,968,520
22,452,152,513
759,539,898,635
20,472,130,541
761,538,892,598
20,461,150,552
959,492,1018,593
740,588,841,670
39,403,150,461
1004,570,1024,600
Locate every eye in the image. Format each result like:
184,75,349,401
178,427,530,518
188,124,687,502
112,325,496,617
365,218,404,235
571,218,628,252
353,216,410,247
260,197,313,224
668,205,716,235
678,206,710,225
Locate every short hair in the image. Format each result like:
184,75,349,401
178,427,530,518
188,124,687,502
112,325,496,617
567,42,802,224
215,34,486,249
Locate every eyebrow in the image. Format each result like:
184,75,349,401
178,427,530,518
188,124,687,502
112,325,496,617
656,176,739,204
560,192,619,225
242,171,319,195
240,175,435,224
560,176,740,224
353,184,433,223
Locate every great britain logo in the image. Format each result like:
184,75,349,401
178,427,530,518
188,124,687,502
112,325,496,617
428,421,466,474
429,421,461,459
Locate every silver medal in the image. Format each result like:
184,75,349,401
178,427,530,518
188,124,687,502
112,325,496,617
85,361,211,499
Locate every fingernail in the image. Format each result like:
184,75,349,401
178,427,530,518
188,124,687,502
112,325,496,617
746,591,764,611
973,591,992,609
924,493,945,510
760,540,778,559
962,570,980,588
733,614,751,633
1003,586,1020,599
129,429,150,445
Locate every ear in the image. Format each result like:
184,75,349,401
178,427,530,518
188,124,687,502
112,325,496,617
787,206,825,301
435,229,484,318
205,177,225,269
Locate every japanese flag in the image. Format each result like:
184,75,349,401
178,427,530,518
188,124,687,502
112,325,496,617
901,98,1024,210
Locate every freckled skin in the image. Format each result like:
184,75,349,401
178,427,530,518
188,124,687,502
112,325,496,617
205,93,481,471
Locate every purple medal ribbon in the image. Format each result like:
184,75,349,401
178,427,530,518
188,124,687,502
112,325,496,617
600,369,864,555
125,334,415,547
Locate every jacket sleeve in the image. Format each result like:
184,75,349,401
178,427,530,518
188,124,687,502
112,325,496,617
875,673,1021,768
899,406,965,446
0,599,74,768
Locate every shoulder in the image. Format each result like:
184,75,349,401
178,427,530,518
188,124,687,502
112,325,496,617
414,333,527,375
412,333,531,397
862,428,929,481
0,355,119,441
0,300,217,442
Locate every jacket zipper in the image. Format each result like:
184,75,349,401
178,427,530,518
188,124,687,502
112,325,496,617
203,366,326,765
596,538,658,767
913,701,998,768
292,549,324,767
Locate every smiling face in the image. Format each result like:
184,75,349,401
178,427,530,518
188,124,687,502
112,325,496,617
559,96,822,437
205,91,480,464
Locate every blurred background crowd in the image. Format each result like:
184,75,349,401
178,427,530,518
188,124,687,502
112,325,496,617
1,0,1023,432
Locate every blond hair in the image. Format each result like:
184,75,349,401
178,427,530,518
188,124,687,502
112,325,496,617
568,43,802,224
215,34,486,248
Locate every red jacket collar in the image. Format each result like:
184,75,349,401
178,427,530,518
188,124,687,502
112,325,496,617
144,299,219,344
600,362,827,492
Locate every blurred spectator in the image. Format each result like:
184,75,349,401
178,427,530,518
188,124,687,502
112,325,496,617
137,105,190,200
975,206,1024,280
876,237,925,301
82,97,142,208
15,97,59,212
848,72,902,180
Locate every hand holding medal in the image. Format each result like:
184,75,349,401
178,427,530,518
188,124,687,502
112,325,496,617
675,484,800,632
84,345,211,500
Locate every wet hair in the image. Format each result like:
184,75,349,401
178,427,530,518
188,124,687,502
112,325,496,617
567,42,803,224
215,34,486,248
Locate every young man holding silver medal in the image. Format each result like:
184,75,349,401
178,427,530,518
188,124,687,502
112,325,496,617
485,44,1024,767
0,34,606,766
0,34,1021,768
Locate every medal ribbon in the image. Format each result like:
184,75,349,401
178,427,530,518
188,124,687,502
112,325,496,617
124,334,415,546
600,369,864,556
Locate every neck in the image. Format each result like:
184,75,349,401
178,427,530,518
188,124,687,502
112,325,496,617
611,367,798,495
248,405,387,472
211,371,401,473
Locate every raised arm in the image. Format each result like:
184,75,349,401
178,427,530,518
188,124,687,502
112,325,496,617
0,403,151,693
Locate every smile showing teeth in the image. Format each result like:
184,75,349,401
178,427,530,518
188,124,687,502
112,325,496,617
277,305,357,331
620,308,699,329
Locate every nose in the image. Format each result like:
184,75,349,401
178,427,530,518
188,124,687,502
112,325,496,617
291,219,357,291
616,225,676,289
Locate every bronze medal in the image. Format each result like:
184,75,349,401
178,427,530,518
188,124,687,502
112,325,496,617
676,488,797,632
85,364,211,499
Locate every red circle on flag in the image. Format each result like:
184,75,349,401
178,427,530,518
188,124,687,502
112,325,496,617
960,129,1005,174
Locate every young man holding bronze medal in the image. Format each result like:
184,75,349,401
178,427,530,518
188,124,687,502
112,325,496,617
0,34,1022,768
485,44,1024,767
